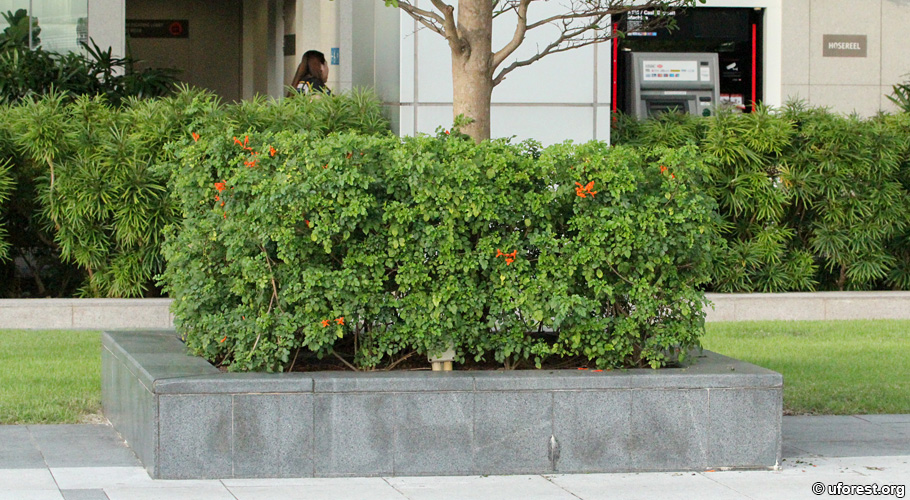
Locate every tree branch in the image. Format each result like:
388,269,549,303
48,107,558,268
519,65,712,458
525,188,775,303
492,0,532,70
397,0,446,37
492,0,687,86
494,15,608,85
429,0,463,52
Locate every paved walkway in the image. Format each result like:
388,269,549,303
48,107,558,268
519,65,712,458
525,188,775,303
1,415,908,500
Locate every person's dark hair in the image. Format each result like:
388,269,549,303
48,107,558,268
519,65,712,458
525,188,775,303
291,50,327,89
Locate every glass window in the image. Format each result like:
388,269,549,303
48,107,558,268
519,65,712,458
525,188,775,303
32,0,88,52
0,0,87,52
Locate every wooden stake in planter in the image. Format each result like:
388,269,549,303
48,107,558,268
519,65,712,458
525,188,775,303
429,347,455,372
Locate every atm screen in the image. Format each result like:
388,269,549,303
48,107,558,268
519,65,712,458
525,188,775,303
646,100,690,117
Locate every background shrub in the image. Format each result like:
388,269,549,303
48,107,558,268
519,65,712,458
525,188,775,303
0,157,12,261
162,130,719,372
612,104,910,292
0,88,390,297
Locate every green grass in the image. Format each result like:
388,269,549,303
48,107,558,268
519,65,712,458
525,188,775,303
0,330,101,424
702,320,910,415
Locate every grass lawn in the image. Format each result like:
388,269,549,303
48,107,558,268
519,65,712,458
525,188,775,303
702,320,910,416
0,330,101,424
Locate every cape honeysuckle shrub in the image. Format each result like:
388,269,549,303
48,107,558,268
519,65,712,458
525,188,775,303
612,104,910,292
0,86,390,297
162,129,720,372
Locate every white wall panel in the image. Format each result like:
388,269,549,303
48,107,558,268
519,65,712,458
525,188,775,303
415,105,453,135
491,106,594,145
399,10,416,102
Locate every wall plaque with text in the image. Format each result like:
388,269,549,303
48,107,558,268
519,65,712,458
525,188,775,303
126,20,189,39
823,35,867,57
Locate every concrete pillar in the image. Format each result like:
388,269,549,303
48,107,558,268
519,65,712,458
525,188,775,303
87,0,125,58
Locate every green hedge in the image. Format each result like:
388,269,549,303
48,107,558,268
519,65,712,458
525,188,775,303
162,130,719,371
0,88,389,297
614,104,910,292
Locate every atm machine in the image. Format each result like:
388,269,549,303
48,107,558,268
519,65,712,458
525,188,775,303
623,52,720,119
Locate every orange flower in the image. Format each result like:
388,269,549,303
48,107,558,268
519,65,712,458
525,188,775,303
660,165,668,173
244,153,260,168
233,135,252,151
214,195,220,201
505,257,514,265
335,317,344,325
496,249,503,258
215,182,226,192
220,336,227,343
223,212,227,219
321,319,330,327
191,132,200,142
575,181,597,198
345,152,353,159
269,146,277,157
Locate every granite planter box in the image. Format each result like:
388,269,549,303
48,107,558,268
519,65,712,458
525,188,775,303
102,330,783,479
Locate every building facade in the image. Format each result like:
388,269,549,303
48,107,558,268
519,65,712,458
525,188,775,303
7,0,908,143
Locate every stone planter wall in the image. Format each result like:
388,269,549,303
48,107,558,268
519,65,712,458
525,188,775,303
102,330,783,479
5,292,910,330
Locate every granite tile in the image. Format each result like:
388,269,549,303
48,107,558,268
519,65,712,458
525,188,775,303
28,425,140,468
552,390,632,473
0,426,45,469
392,392,474,475
157,395,232,479
708,389,782,467
629,389,710,470
472,391,553,474
232,394,314,478
313,394,396,476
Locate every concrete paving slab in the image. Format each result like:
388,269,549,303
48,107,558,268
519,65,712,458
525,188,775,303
781,442,812,458
783,415,904,442
226,478,408,500
854,414,910,424
27,426,139,468
60,490,110,500
0,469,59,490
786,439,910,458
102,486,236,500
49,468,215,490
701,470,888,500
0,491,64,500
385,475,578,500
548,472,750,500
821,455,910,482
0,426,46,468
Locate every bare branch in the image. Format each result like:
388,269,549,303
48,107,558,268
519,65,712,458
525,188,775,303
493,0,692,86
397,0,446,37
494,15,608,85
492,0,532,70
525,1,670,31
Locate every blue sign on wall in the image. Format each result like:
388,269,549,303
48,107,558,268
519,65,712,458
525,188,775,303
331,47,340,65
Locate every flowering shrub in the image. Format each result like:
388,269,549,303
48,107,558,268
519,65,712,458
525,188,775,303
162,131,719,371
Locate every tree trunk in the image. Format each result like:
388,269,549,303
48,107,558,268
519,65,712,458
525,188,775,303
451,0,493,142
